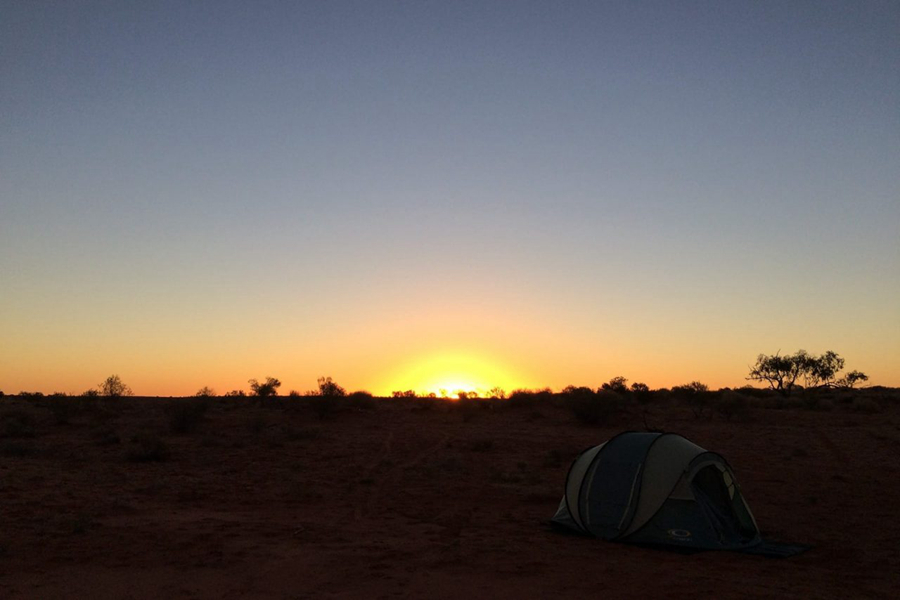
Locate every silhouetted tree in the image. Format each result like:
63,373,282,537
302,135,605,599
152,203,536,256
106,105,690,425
317,377,346,397
392,390,417,398
195,386,216,397
249,377,281,397
672,381,710,419
601,376,628,393
747,352,806,396
749,350,867,395
99,375,133,398
837,370,868,389
487,387,506,400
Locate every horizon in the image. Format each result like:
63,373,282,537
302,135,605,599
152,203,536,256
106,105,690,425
3,2,899,396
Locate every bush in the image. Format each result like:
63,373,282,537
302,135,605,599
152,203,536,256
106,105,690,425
99,375,133,398
317,377,346,397
249,377,281,397
672,382,711,419
347,390,376,410
167,399,209,434
714,391,749,422
600,377,629,394
126,433,170,462
570,391,623,425
195,386,216,398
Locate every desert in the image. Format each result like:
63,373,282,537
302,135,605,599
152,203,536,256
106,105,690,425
1,388,898,599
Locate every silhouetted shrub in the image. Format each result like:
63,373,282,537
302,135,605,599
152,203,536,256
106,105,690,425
126,433,170,462
249,377,281,397
347,390,376,410
570,391,623,425
600,376,629,394
672,382,711,419
167,399,209,434
714,391,749,422
317,377,346,397
99,375,133,398
194,386,216,397
17,391,44,398
392,390,417,398
508,389,539,409
224,390,246,397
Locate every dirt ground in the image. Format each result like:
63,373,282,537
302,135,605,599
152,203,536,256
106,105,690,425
1,392,899,599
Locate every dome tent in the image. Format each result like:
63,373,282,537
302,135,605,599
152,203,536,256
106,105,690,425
551,432,761,551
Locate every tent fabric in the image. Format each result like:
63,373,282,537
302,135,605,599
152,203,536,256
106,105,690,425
552,432,762,551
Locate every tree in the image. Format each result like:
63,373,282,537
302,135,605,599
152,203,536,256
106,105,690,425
747,352,806,396
195,386,216,397
487,387,506,400
630,382,650,394
249,377,281,397
99,374,133,398
317,377,346,397
748,350,867,395
837,370,869,389
802,350,844,389
601,376,628,393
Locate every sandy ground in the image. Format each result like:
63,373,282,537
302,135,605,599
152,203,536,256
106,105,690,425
1,393,899,599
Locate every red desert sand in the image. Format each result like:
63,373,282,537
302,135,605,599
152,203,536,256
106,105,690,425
1,391,898,598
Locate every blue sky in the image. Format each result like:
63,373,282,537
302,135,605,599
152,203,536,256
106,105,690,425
2,1,898,394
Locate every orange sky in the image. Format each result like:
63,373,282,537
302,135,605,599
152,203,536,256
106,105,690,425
2,3,899,396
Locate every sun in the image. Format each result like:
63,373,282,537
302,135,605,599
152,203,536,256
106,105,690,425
382,351,523,397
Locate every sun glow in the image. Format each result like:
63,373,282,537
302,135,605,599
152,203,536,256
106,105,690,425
382,351,525,397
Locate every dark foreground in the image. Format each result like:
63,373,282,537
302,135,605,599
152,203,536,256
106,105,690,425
1,391,899,599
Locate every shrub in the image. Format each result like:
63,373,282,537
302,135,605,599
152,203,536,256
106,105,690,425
347,390,376,410
714,391,749,422
224,390,246,397
126,433,170,462
392,390,417,398
672,382,711,419
99,375,133,398
317,377,346,397
249,377,281,397
195,386,216,397
167,399,209,434
600,377,629,394
17,391,44,398
570,391,623,425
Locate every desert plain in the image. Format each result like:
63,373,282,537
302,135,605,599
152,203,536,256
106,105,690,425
1,389,898,599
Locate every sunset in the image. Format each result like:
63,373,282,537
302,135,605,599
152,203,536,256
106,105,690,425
1,2,898,597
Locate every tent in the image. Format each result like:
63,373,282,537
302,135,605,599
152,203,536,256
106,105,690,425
551,432,762,551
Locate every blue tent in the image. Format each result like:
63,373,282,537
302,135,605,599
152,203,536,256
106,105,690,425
552,432,761,551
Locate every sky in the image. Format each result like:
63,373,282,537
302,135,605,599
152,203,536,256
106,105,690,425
2,1,898,396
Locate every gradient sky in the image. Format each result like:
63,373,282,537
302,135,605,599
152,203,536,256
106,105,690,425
2,1,898,396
